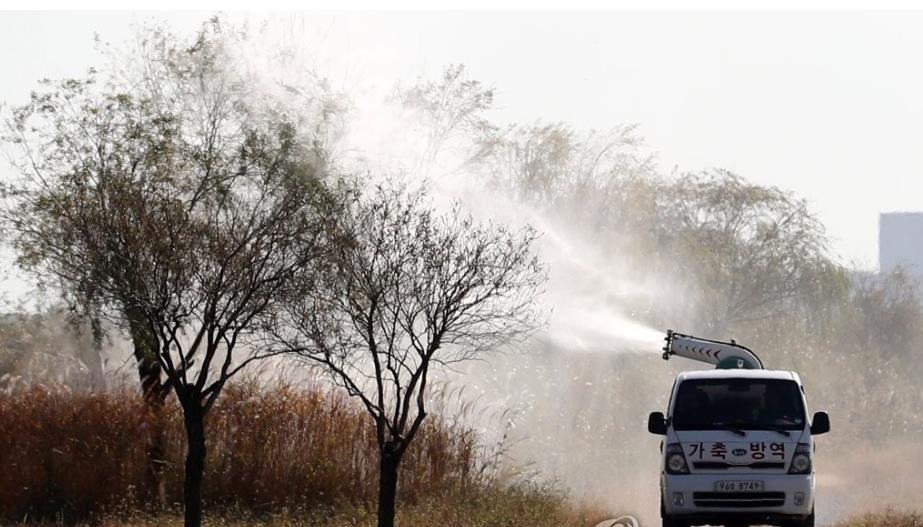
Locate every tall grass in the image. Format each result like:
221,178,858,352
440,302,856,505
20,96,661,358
67,485,606,527
0,382,486,523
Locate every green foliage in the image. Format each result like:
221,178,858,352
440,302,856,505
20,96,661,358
658,169,831,331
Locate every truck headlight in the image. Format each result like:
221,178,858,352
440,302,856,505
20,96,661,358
788,443,812,474
665,443,689,474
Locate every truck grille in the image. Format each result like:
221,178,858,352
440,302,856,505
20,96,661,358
692,462,786,470
692,491,785,508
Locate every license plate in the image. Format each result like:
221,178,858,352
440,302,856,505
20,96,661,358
715,480,764,492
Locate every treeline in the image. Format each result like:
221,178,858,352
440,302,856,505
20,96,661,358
479,122,923,440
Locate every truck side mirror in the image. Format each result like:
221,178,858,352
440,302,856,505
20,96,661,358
648,411,667,435
811,411,830,435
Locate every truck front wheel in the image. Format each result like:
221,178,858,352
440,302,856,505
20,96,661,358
660,501,686,527
785,509,815,527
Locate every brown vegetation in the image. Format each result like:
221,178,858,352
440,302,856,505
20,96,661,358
0,383,530,524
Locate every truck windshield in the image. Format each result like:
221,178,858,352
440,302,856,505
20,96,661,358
671,378,806,431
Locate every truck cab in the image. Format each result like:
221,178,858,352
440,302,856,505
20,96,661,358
648,333,830,527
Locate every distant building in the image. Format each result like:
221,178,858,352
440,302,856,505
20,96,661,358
879,212,923,279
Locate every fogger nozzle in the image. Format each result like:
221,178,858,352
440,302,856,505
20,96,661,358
662,329,675,361
660,329,763,369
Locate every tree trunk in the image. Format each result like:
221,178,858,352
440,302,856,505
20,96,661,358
80,316,107,392
126,307,168,509
377,444,402,527
182,400,207,527
148,399,168,509
127,307,165,403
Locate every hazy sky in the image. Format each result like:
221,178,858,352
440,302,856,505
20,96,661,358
2,10,922,270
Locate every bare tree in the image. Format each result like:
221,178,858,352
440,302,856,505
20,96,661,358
271,182,545,527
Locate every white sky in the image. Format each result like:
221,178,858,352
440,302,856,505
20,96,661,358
2,10,923,271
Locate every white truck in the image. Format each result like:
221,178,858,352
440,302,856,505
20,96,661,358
648,331,830,527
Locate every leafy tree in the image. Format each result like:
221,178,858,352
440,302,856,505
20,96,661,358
481,122,656,210
271,183,545,527
123,118,333,527
847,268,923,361
1,70,185,503
2,19,336,526
397,64,497,166
658,170,831,334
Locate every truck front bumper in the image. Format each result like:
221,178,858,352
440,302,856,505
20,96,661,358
662,472,814,520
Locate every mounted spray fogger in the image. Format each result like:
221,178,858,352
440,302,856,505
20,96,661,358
661,329,764,370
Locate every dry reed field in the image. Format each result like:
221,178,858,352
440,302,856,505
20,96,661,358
0,383,606,526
